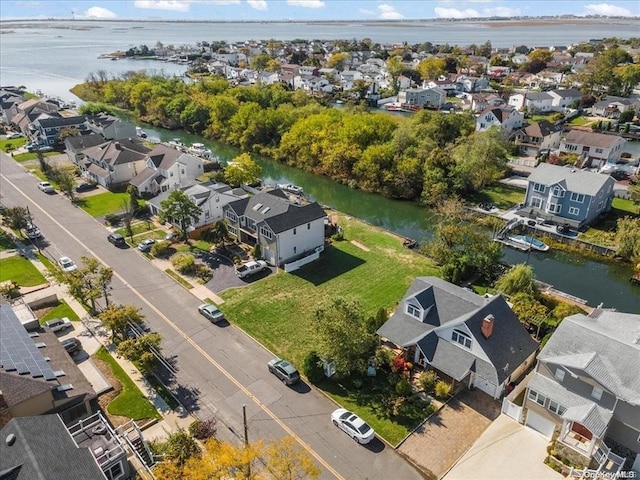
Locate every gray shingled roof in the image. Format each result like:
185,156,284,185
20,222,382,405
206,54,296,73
0,415,106,480
35,115,86,129
527,163,614,197
539,311,640,403
65,133,105,152
526,92,553,101
528,373,612,437
563,129,625,149
83,138,150,166
523,120,562,138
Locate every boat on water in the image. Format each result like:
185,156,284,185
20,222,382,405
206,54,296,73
168,138,185,150
508,235,550,252
277,183,304,195
188,142,213,159
136,127,147,138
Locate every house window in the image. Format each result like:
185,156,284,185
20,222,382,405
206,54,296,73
570,193,585,203
226,211,237,222
566,144,578,151
227,225,237,236
531,197,544,209
105,462,124,480
597,201,604,211
551,186,565,198
259,226,273,239
533,183,546,193
204,211,210,219
548,203,561,214
591,386,603,401
555,369,565,382
406,304,421,319
594,148,603,154
528,389,547,407
452,329,472,349
548,401,566,416
568,207,580,216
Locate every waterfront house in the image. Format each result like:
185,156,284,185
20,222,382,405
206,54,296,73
64,133,107,166
377,277,538,399
129,143,205,197
559,130,626,169
592,96,640,119
455,75,490,93
522,310,640,476
31,115,87,146
397,87,446,109
424,76,457,96
147,181,247,231
513,120,563,156
340,70,363,90
476,105,524,133
85,113,136,140
522,163,615,228
0,88,26,124
223,189,327,268
81,138,151,190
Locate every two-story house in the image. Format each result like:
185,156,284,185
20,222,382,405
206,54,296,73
81,138,151,189
85,113,136,140
508,92,554,113
476,106,524,133
592,96,640,119
522,163,615,228
547,88,582,111
129,144,205,197
377,277,538,399
559,130,626,169
513,120,563,156
31,115,87,146
522,310,640,476
64,133,107,167
223,189,327,268
397,87,446,109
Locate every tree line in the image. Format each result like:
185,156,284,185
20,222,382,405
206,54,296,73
76,73,511,204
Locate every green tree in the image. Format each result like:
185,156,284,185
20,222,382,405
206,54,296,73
615,217,640,262
204,220,231,249
614,64,640,97
495,263,538,297
57,127,81,144
65,256,113,314
99,304,144,340
510,292,549,330
250,52,272,71
1,206,30,233
224,153,262,187
160,190,202,242
327,52,350,71
527,49,553,63
117,332,162,374
78,102,117,116
628,181,640,212
164,428,201,467
314,297,377,376
416,57,446,81
52,167,76,199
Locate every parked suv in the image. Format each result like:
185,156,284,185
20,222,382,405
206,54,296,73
107,233,126,247
267,358,300,385
44,317,72,333
61,337,82,356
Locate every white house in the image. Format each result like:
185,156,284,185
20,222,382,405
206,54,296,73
509,92,554,113
397,87,446,109
476,106,524,133
293,75,333,93
85,114,136,140
340,70,363,90
559,130,626,169
223,189,327,268
81,138,151,189
547,88,582,111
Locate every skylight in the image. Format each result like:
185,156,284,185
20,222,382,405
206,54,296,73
261,207,271,214
252,203,263,211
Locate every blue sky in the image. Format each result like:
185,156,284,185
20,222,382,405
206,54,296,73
1,1,639,21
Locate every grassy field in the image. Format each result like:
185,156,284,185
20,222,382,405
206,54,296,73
612,197,639,215
568,116,594,127
115,219,159,238
40,299,81,324
0,231,16,251
0,255,47,286
13,151,60,162
469,183,525,210
0,137,27,152
221,215,439,368
580,199,639,247
94,347,160,421
75,192,131,217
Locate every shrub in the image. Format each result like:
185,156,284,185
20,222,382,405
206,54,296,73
395,378,413,397
252,243,261,259
390,355,409,374
188,418,217,440
332,230,344,241
171,252,196,274
195,264,213,283
374,348,395,369
104,213,121,226
435,380,452,399
419,370,438,394
0,280,20,299
303,351,324,384
151,240,172,258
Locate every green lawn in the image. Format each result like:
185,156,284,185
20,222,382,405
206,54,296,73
12,151,60,162
568,116,593,127
115,219,159,238
36,253,58,275
528,113,555,123
469,183,525,210
580,200,639,248
40,299,81,324
75,192,131,217
0,231,16,251
94,347,160,421
0,137,27,152
0,256,47,286
612,197,639,215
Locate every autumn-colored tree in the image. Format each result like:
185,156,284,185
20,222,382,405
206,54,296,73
416,57,446,81
224,152,262,187
99,304,144,340
326,52,349,71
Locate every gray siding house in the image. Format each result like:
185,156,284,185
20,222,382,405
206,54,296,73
522,163,614,228
522,310,640,476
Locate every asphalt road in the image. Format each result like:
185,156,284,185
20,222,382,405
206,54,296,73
0,153,424,480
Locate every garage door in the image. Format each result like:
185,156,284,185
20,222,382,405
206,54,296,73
473,376,498,398
526,410,555,438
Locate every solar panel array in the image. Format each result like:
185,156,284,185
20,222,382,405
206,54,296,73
0,305,57,381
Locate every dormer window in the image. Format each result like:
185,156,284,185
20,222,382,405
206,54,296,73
452,329,472,349
406,304,421,319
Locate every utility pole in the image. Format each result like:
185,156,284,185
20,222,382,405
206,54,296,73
102,279,110,308
243,404,251,479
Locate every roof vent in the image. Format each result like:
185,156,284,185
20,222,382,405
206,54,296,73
5,434,16,446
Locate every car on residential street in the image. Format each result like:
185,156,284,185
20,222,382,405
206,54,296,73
75,182,98,193
6,132,23,139
37,181,54,193
138,239,156,252
57,256,78,272
198,303,225,324
107,233,126,247
44,317,72,332
61,337,82,356
331,408,375,444
267,358,301,385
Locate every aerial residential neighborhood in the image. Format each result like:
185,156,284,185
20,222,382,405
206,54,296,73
1,11,640,480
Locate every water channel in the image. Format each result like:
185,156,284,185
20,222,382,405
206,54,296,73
135,122,640,313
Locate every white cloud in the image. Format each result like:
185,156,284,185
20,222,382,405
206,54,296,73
247,0,268,10
434,7,480,18
583,3,631,16
378,4,405,19
134,0,191,12
81,6,118,18
286,0,325,8
483,6,521,16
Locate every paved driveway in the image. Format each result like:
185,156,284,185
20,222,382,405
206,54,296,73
443,414,563,480
398,389,501,479
200,251,272,293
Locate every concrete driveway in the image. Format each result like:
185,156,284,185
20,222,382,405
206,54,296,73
443,415,563,480
200,251,272,293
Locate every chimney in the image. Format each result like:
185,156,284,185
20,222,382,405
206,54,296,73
481,314,495,339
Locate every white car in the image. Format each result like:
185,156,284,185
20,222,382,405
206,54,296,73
138,239,156,252
37,181,54,193
331,408,375,444
44,317,72,332
58,256,77,272
6,132,23,139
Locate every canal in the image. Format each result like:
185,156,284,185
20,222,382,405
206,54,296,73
137,123,640,313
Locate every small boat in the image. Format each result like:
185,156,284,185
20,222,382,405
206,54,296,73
508,235,550,252
168,138,185,149
277,183,304,195
188,142,213,158
136,127,147,138
385,104,403,111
